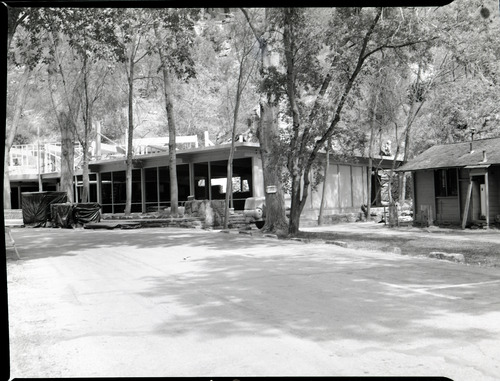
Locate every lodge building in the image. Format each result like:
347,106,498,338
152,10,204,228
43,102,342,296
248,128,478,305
7,135,398,222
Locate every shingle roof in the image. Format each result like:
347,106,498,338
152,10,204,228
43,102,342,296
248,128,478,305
397,137,500,172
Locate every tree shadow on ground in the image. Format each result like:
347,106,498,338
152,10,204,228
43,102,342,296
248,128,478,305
5,227,286,261
134,242,500,350
6,226,500,359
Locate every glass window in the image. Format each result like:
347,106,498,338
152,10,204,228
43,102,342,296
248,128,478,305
194,163,209,200
145,167,158,203
101,172,112,205
435,168,458,197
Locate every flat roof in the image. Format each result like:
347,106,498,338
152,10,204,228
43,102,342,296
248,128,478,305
88,142,261,172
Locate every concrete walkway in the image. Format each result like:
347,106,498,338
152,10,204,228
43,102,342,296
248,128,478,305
6,226,500,379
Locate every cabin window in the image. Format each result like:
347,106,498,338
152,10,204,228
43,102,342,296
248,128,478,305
434,168,458,197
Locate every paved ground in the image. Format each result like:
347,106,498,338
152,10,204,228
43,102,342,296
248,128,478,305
6,225,500,379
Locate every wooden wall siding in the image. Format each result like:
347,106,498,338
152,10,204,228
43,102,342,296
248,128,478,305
488,166,500,219
414,170,435,221
309,163,340,209
306,163,368,214
329,164,340,209
351,166,365,207
436,197,460,222
339,165,353,208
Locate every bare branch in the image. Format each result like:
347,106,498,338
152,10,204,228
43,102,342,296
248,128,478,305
240,8,263,47
363,36,438,60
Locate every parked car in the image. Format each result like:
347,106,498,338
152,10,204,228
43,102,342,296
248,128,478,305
244,196,266,229
244,196,291,229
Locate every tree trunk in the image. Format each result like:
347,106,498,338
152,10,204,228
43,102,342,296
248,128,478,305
258,102,289,234
54,74,82,204
162,69,178,216
367,92,378,219
318,142,330,226
60,112,75,203
80,58,91,203
124,44,135,216
283,8,304,236
240,8,288,234
224,56,246,229
4,152,14,209
81,157,90,203
4,66,31,209
155,26,178,216
288,172,303,235
399,59,425,203
388,122,402,227
224,109,238,229
5,7,27,209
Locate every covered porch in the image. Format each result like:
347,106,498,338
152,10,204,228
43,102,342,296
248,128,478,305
88,142,263,214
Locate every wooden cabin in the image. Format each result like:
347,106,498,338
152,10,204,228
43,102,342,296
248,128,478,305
397,137,500,228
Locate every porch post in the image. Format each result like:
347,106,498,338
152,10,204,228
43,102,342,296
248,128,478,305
208,161,212,201
456,168,461,221
485,171,490,228
188,162,194,197
96,172,102,205
111,172,114,214
411,171,416,222
141,167,146,213
156,167,160,210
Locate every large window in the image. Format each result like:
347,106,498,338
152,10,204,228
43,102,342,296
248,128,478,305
100,169,142,213
74,174,98,203
194,163,209,199
158,164,190,209
435,168,458,197
208,158,253,209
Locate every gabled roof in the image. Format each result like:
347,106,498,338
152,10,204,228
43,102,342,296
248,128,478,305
397,137,500,172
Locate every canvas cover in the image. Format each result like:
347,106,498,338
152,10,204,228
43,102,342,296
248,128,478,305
21,191,68,226
51,203,74,228
73,203,101,224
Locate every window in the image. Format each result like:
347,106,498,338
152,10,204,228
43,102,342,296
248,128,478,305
435,168,458,197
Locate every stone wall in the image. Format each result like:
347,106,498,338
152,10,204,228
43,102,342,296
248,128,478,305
185,200,226,228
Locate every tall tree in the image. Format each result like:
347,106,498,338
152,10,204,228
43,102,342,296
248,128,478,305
241,8,289,235
151,8,199,216
279,7,434,235
9,7,125,203
222,11,258,229
55,8,121,203
114,8,155,215
4,7,35,208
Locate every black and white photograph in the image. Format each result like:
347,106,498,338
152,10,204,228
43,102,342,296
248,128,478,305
3,1,500,379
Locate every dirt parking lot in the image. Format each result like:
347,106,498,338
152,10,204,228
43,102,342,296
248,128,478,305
5,224,500,379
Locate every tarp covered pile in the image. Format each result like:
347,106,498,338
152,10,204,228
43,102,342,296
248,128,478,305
51,202,101,228
21,192,101,228
21,191,68,227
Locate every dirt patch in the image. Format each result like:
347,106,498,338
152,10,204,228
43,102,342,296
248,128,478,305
296,229,500,268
